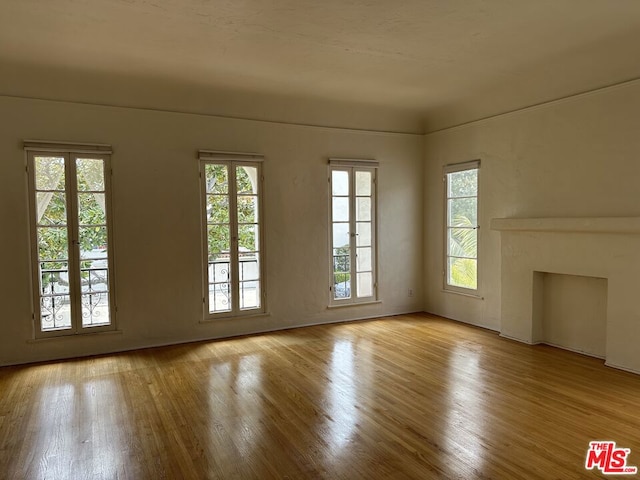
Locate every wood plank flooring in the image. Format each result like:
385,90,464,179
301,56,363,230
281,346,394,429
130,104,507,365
1,313,640,479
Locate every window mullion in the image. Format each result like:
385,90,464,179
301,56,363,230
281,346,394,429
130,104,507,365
67,154,82,333
228,162,240,315
349,168,357,300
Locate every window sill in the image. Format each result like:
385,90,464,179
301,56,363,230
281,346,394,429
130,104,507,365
442,289,484,300
28,329,123,343
200,311,271,323
327,300,382,309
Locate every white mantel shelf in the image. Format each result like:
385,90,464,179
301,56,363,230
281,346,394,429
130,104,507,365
490,217,640,234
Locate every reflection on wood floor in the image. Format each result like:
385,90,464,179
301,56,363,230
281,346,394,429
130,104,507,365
1,313,639,479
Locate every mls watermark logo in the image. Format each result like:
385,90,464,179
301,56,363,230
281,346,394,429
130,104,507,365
585,441,637,475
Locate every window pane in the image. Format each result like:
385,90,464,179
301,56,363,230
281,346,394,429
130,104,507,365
38,226,68,261
448,197,477,226
239,252,259,281
205,164,228,194
333,250,350,274
40,261,70,295
332,223,349,250
35,156,65,191
237,195,258,223
356,222,371,247
238,224,258,251
41,295,72,331
37,192,67,226
448,228,477,258
208,224,230,259
448,169,478,197
76,158,105,191
236,166,257,194
333,273,351,299
239,281,260,309
80,262,109,293
357,272,373,298
79,226,108,256
332,197,349,222
207,194,229,224
332,171,349,196
77,193,106,226
448,257,477,289
356,247,372,272
355,171,371,196
81,293,110,327
209,260,231,284
356,197,371,222
209,282,232,313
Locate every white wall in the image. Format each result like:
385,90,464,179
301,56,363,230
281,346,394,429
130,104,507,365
424,80,640,370
0,95,424,366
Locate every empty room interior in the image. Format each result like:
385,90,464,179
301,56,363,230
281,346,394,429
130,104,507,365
2,1,640,478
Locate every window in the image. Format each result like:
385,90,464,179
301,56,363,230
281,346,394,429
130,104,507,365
444,160,479,293
199,151,265,318
329,159,378,305
26,142,115,337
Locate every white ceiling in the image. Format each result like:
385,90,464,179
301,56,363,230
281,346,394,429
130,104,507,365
1,0,640,132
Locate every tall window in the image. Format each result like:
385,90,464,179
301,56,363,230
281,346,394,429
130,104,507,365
26,142,115,337
200,151,264,318
444,160,479,293
329,159,378,305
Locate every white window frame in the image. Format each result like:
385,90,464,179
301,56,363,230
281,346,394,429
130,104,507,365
328,158,379,306
443,160,480,295
199,150,266,320
25,140,116,338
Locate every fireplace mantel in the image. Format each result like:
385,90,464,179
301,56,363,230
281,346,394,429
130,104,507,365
491,216,640,234
491,215,640,374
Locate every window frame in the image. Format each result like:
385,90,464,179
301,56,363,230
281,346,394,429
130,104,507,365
443,160,480,295
328,158,379,307
25,141,116,338
199,150,266,320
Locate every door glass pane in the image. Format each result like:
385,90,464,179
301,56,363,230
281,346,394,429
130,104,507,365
77,193,106,225
356,247,372,272
209,282,231,313
79,226,108,257
236,166,257,194
40,261,70,295
38,227,68,262
239,281,260,309
239,252,260,281
35,156,65,191
356,222,371,247
332,223,349,249
356,197,371,222
205,164,228,194
238,224,258,251
80,260,109,293
207,195,229,223
76,158,105,191
332,198,349,222
237,195,258,223
41,295,72,331
208,224,230,259
357,272,373,298
355,171,371,196
332,171,349,196
37,192,67,226
333,274,351,299
81,293,110,327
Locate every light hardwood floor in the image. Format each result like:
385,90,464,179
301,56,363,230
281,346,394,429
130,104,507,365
1,313,639,479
